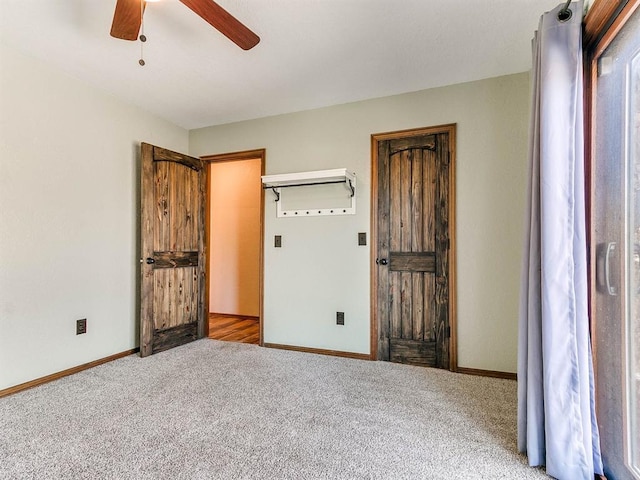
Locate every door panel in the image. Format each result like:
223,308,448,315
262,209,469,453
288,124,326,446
375,129,453,369
141,143,206,357
592,5,640,478
434,134,451,367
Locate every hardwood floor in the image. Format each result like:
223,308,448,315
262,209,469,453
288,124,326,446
208,314,259,344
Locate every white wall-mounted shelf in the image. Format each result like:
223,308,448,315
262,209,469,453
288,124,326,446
261,168,355,188
261,168,356,218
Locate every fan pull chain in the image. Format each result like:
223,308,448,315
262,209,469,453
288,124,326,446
139,0,146,66
139,36,146,66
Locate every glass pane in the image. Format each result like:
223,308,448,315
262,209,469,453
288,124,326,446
594,5,640,479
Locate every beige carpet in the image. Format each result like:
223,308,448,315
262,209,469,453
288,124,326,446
0,339,549,479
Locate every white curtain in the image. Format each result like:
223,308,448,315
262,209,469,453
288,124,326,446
518,2,604,479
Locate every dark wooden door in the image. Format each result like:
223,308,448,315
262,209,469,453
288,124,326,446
375,129,454,369
140,143,206,357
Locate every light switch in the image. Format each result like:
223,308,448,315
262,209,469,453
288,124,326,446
274,235,282,248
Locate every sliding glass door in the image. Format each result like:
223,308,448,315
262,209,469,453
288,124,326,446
591,3,640,479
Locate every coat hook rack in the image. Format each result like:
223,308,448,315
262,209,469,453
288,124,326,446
261,168,356,217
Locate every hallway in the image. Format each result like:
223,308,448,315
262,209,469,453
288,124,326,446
208,314,259,344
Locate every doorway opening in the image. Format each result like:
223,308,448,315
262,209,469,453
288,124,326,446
202,149,265,345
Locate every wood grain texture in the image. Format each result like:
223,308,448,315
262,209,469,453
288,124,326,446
446,126,458,372
154,146,203,171
152,322,198,354
154,161,169,252
423,149,437,342
152,268,198,330
140,143,205,357
152,251,199,268
153,268,168,330
412,272,424,340
376,140,391,360
388,134,436,154
400,150,412,254
400,271,412,339
389,252,435,272
110,0,142,41
388,138,442,351
434,133,450,369
583,0,630,51
209,314,259,344
371,125,456,370
389,149,402,340
423,150,436,252
411,150,423,252
389,338,437,367
399,150,412,339
202,149,266,163
411,150,425,340
179,0,260,50
140,143,155,357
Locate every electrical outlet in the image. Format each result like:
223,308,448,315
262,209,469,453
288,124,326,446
336,312,345,325
76,318,87,335
274,235,282,248
358,232,367,246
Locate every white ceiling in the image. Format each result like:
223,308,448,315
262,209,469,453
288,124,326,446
0,0,563,130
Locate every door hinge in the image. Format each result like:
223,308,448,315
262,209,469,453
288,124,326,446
445,326,451,338
446,238,450,250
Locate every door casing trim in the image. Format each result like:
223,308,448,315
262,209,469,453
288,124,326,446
370,124,457,371
201,149,266,345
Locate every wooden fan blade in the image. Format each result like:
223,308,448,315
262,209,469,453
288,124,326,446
179,0,260,50
110,0,143,41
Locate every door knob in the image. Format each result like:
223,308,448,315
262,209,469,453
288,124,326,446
146,257,156,264
376,258,388,265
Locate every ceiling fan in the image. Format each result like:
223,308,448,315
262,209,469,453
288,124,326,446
110,0,260,50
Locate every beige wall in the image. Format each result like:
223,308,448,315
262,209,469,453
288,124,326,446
209,159,261,317
0,42,189,390
0,37,530,390
190,72,531,373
